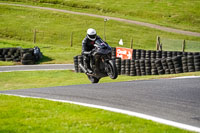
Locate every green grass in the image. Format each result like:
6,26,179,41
0,70,199,133
0,2,199,132
1,70,200,91
0,95,194,133
161,38,200,52
1,4,200,48
0,61,15,66
1,0,200,33
0,39,82,64
0,4,200,65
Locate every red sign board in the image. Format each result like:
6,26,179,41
116,47,133,59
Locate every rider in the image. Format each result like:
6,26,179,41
82,28,102,74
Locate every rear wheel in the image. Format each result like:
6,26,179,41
87,76,99,83
106,60,118,79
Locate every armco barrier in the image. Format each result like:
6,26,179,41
74,48,200,76
0,47,42,65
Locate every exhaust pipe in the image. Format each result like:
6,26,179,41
79,63,88,73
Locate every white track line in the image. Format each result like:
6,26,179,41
0,64,74,72
0,69,70,72
1,93,200,132
171,76,200,79
0,64,73,68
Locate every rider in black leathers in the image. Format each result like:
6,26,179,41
82,28,103,74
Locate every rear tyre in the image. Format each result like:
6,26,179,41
106,60,118,79
87,76,99,83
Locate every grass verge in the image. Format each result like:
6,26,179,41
1,0,200,33
0,95,193,133
0,4,200,65
0,70,200,91
1,4,200,49
0,39,82,65
0,2,199,132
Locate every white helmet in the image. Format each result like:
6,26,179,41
87,28,96,41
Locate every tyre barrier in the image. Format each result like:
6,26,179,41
78,55,84,73
74,48,200,76
115,58,121,74
0,47,43,65
73,56,79,72
121,59,125,75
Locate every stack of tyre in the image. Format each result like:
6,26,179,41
139,60,146,75
135,60,141,76
135,49,141,60
186,55,200,72
145,50,151,59
156,51,162,59
161,58,170,74
73,56,79,72
130,60,136,76
115,48,200,76
182,56,188,73
21,48,36,65
172,56,183,74
0,47,43,65
162,51,167,59
194,55,200,71
115,58,121,74
151,51,156,59
125,59,131,75
140,50,146,59
151,59,158,75
111,47,116,60
166,58,176,74
187,55,195,72
119,49,194,60
145,59,151,75
120,59,125,75
73,48,200,76
155,59,164,75
0,48,21,62
73,55,84,73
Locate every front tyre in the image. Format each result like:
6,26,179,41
106,60,118,79
87,75,100,83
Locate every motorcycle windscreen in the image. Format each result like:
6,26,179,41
95,39,111,55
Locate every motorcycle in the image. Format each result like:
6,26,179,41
79,39,118,83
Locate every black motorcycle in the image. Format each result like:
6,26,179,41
79,39,118,83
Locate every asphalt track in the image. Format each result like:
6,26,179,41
1,77,200,131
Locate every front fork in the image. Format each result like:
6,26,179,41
91,54,111,73
104,59,111,73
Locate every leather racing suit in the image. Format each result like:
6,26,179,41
82,35,101,73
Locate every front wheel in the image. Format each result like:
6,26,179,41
106,60,118,79
87,75,100,83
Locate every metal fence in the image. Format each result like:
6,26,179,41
1,28,200,52
161,38,200,52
